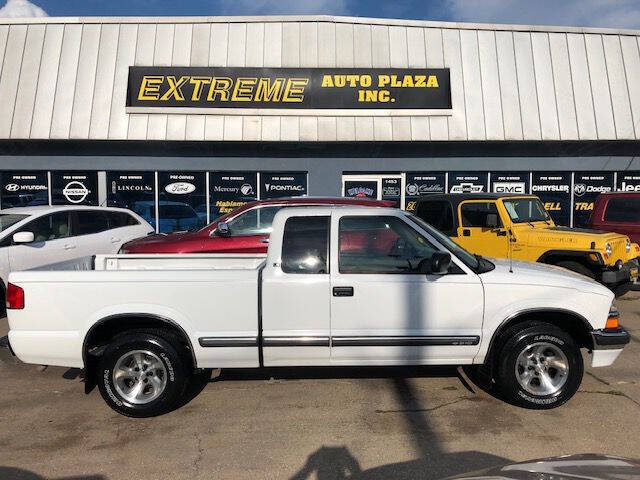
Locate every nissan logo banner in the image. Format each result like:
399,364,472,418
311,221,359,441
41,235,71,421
51,172,98,206
404,173,446,212
126,67,452,113
531,172,571,227
209,172,258,219
1,171,48,209
573,172,614,228
261,173,307,199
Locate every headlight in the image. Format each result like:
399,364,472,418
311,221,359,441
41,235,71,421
626,239,631,253
605,243,612,257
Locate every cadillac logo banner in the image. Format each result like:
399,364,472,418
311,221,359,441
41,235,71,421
126,67,452,115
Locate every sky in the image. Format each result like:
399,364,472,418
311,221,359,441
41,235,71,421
1,0,640,30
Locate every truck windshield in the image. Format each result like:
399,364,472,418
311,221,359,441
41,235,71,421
502,198,550,223
406,213,480,270
0,214,29,232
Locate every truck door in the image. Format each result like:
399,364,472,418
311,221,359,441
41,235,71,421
261,214,331,366
329,212,483,365
455,200,509,258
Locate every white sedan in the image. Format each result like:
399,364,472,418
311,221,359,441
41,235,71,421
0,206,153,298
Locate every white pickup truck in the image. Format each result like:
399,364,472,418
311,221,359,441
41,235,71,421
6,206,630,417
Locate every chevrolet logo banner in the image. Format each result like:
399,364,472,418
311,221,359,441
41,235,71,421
126,67,452,115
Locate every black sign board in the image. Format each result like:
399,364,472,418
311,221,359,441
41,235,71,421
127,67,452,111
448,172,488,194
573,172,614,228
531,172,572,226
157,172,206,233
1,171,48,209
616,171,640,192
106,172,155,212
490,172,530,194
51,171,98,206
404,173,446,212
381,178,402,208
261,173,307,199
344,180,377,199
209,172,258,220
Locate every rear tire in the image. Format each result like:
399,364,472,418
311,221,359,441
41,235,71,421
97,331,191,417
495,322,583,409
555,261,596,279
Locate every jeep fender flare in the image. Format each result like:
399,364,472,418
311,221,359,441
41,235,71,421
536,250,601,266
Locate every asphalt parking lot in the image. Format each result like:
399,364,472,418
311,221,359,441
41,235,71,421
1,294,640,480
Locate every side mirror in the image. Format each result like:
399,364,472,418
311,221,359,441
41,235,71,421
430,252,451,275
13,231,34,244
486,213,498,229
214,222,231,237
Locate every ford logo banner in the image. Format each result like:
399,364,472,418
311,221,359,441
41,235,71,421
165,182,196,195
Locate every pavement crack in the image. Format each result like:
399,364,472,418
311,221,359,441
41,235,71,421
193,433,204,478
375,396,472,414
583,372,640,408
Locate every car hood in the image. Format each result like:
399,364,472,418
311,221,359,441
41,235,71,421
479,257,612,297
121,230,202,250
451,454,640,479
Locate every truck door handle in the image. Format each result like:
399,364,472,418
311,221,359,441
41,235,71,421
261,239,270,244
496,230,507,237
333,286,354,297
463,229,471,237
110,237,121,243
64,244,76,250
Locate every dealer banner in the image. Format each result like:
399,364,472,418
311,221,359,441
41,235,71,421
261,173,307,199
572,172,614,228
617,171,640,192
209,172,258,220
126,67,451,114
448,172,489,194
531,172,571,226
1,171,48,209
404,173,446,212
106,171,155,211
490,172,530,194
51,171,98,206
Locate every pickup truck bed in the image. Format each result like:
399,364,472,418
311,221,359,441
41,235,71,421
7,206,629,417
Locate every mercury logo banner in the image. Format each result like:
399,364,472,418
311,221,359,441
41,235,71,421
127,67,451,112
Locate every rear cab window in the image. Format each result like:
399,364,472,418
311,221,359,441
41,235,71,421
604,197,640,223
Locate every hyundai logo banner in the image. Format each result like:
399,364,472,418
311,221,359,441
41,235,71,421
1,171,48,209
51,172,98,206
573,172,615,228
260,173,307,199
127,67,452,113
209,172,258,220
531,172,572,227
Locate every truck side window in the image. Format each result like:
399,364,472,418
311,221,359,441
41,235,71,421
604,198,640,223
339,216,438,274
228,206,283,235
281,216,329,274
416,201,454,234
460,202,502,228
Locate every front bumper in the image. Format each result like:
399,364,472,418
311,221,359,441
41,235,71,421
589,327,630,367
601,260,639,285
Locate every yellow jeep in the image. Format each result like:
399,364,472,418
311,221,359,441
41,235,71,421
415,193,640,296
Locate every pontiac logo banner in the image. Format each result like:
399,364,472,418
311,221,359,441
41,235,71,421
126,67,452,115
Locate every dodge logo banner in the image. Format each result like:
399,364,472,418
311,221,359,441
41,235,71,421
531,172,571,226
126,67,452,114
106,172,155,211
448,172,488,194
573,172,614,228
51,172,98,206
404,173,446,212
491,173,530,194
209,172,258,220
261,173,307,199
1,171,48,209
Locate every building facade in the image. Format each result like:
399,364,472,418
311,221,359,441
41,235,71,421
0,15,639,230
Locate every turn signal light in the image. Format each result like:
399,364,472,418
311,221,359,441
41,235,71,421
605,316,619,330
6,283,24,310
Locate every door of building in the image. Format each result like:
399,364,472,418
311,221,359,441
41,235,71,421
342,174,405,208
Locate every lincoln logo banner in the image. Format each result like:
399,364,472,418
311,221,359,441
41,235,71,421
126,67,452,115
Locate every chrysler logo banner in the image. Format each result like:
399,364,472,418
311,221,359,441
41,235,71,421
127,67,452,114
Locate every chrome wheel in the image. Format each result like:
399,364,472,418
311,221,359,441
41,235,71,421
113,350,167,405
515,342,569,396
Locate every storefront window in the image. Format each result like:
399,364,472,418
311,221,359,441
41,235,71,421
1,171,49,209
51,171,98,206
157,172,206,233
209,172,258,221
106,172,155,218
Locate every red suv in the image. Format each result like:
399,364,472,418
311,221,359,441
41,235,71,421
120,197,395,254
589,192,640,244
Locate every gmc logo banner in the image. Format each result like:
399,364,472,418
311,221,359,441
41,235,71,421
126,67,452,114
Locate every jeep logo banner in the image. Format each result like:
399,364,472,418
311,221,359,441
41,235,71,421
531,173,571,226
617,171,640,192
261,173,307,199
573,172,614,228
126,67,452,114
51,171,98,206
1,171,48,209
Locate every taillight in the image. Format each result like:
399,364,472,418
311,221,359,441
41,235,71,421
6,283,24,310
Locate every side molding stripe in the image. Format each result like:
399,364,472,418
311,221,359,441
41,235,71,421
331,336,480,347
198,337,258,347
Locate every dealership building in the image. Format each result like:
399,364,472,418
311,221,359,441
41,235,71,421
0,14,640,230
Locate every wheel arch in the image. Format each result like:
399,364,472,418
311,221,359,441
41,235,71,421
486,308,594,367
536,250,597,268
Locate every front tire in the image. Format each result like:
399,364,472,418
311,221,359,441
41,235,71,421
495,322,583,409
97,331,190,417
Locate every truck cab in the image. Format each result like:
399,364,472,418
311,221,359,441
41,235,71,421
415,194,640,296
